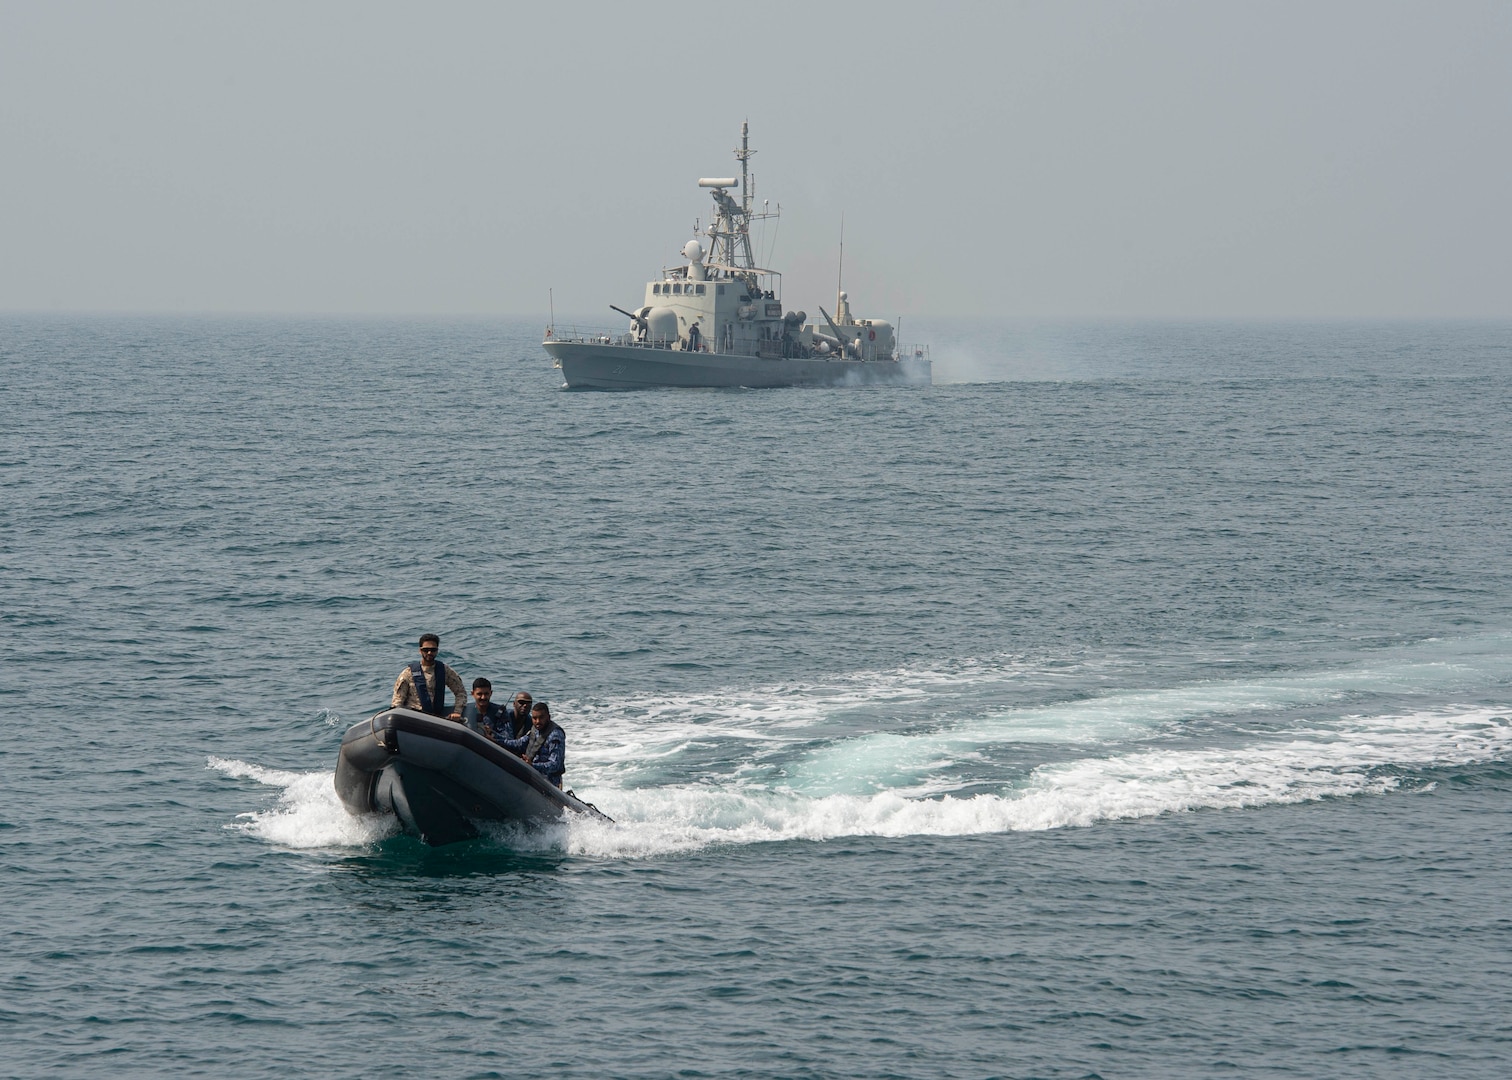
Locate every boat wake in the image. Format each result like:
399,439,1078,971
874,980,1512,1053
213,634,1512,857
577,707,1510,850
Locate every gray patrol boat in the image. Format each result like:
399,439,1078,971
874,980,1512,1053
543,123,931,390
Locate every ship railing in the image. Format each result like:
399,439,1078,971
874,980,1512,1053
543,326,678,349
826,341,926,363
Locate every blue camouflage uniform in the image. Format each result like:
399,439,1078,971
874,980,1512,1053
497,698,533,741
461,699,511,743
502,721,566,788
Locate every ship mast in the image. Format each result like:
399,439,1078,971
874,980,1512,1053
734,121,756,269
698,123,779,294
737,121,753,215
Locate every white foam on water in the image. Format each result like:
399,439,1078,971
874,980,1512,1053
212,707,1510,856
791,662,1480,792
553,707,1512,856
563,637,1512,789
214,634,1512,856
555,653,1143,786
208,756,398,849
576,648,1512,796
566,673,934,757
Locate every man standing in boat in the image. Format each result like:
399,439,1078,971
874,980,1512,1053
391,634,465,720
502,701,566,788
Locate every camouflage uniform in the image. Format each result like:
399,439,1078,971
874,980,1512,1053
391,662,466,715
501,721,566,788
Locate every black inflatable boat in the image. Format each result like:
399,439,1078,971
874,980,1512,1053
335,708,611,845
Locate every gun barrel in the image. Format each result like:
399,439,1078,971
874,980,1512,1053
610,304,647,328
818,306,858,358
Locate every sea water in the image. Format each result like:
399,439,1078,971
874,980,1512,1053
3,316,1510,1078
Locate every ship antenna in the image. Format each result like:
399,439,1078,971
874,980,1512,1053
549,288,555,334
736,119,754,216
836,212,845,312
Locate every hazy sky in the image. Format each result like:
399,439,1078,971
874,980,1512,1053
2,0,1508,318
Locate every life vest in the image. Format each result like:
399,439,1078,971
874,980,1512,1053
465,701,509,741
408,660,449,716
523,722,566,784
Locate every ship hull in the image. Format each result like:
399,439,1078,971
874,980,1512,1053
544,341,931,390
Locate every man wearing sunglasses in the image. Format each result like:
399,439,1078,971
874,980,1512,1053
391,633,465,720
500,691,534,740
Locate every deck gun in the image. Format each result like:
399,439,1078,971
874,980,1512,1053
817,306,860,359
610,304,648,331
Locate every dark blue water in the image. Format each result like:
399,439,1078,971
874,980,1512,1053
4,316,1511,1077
